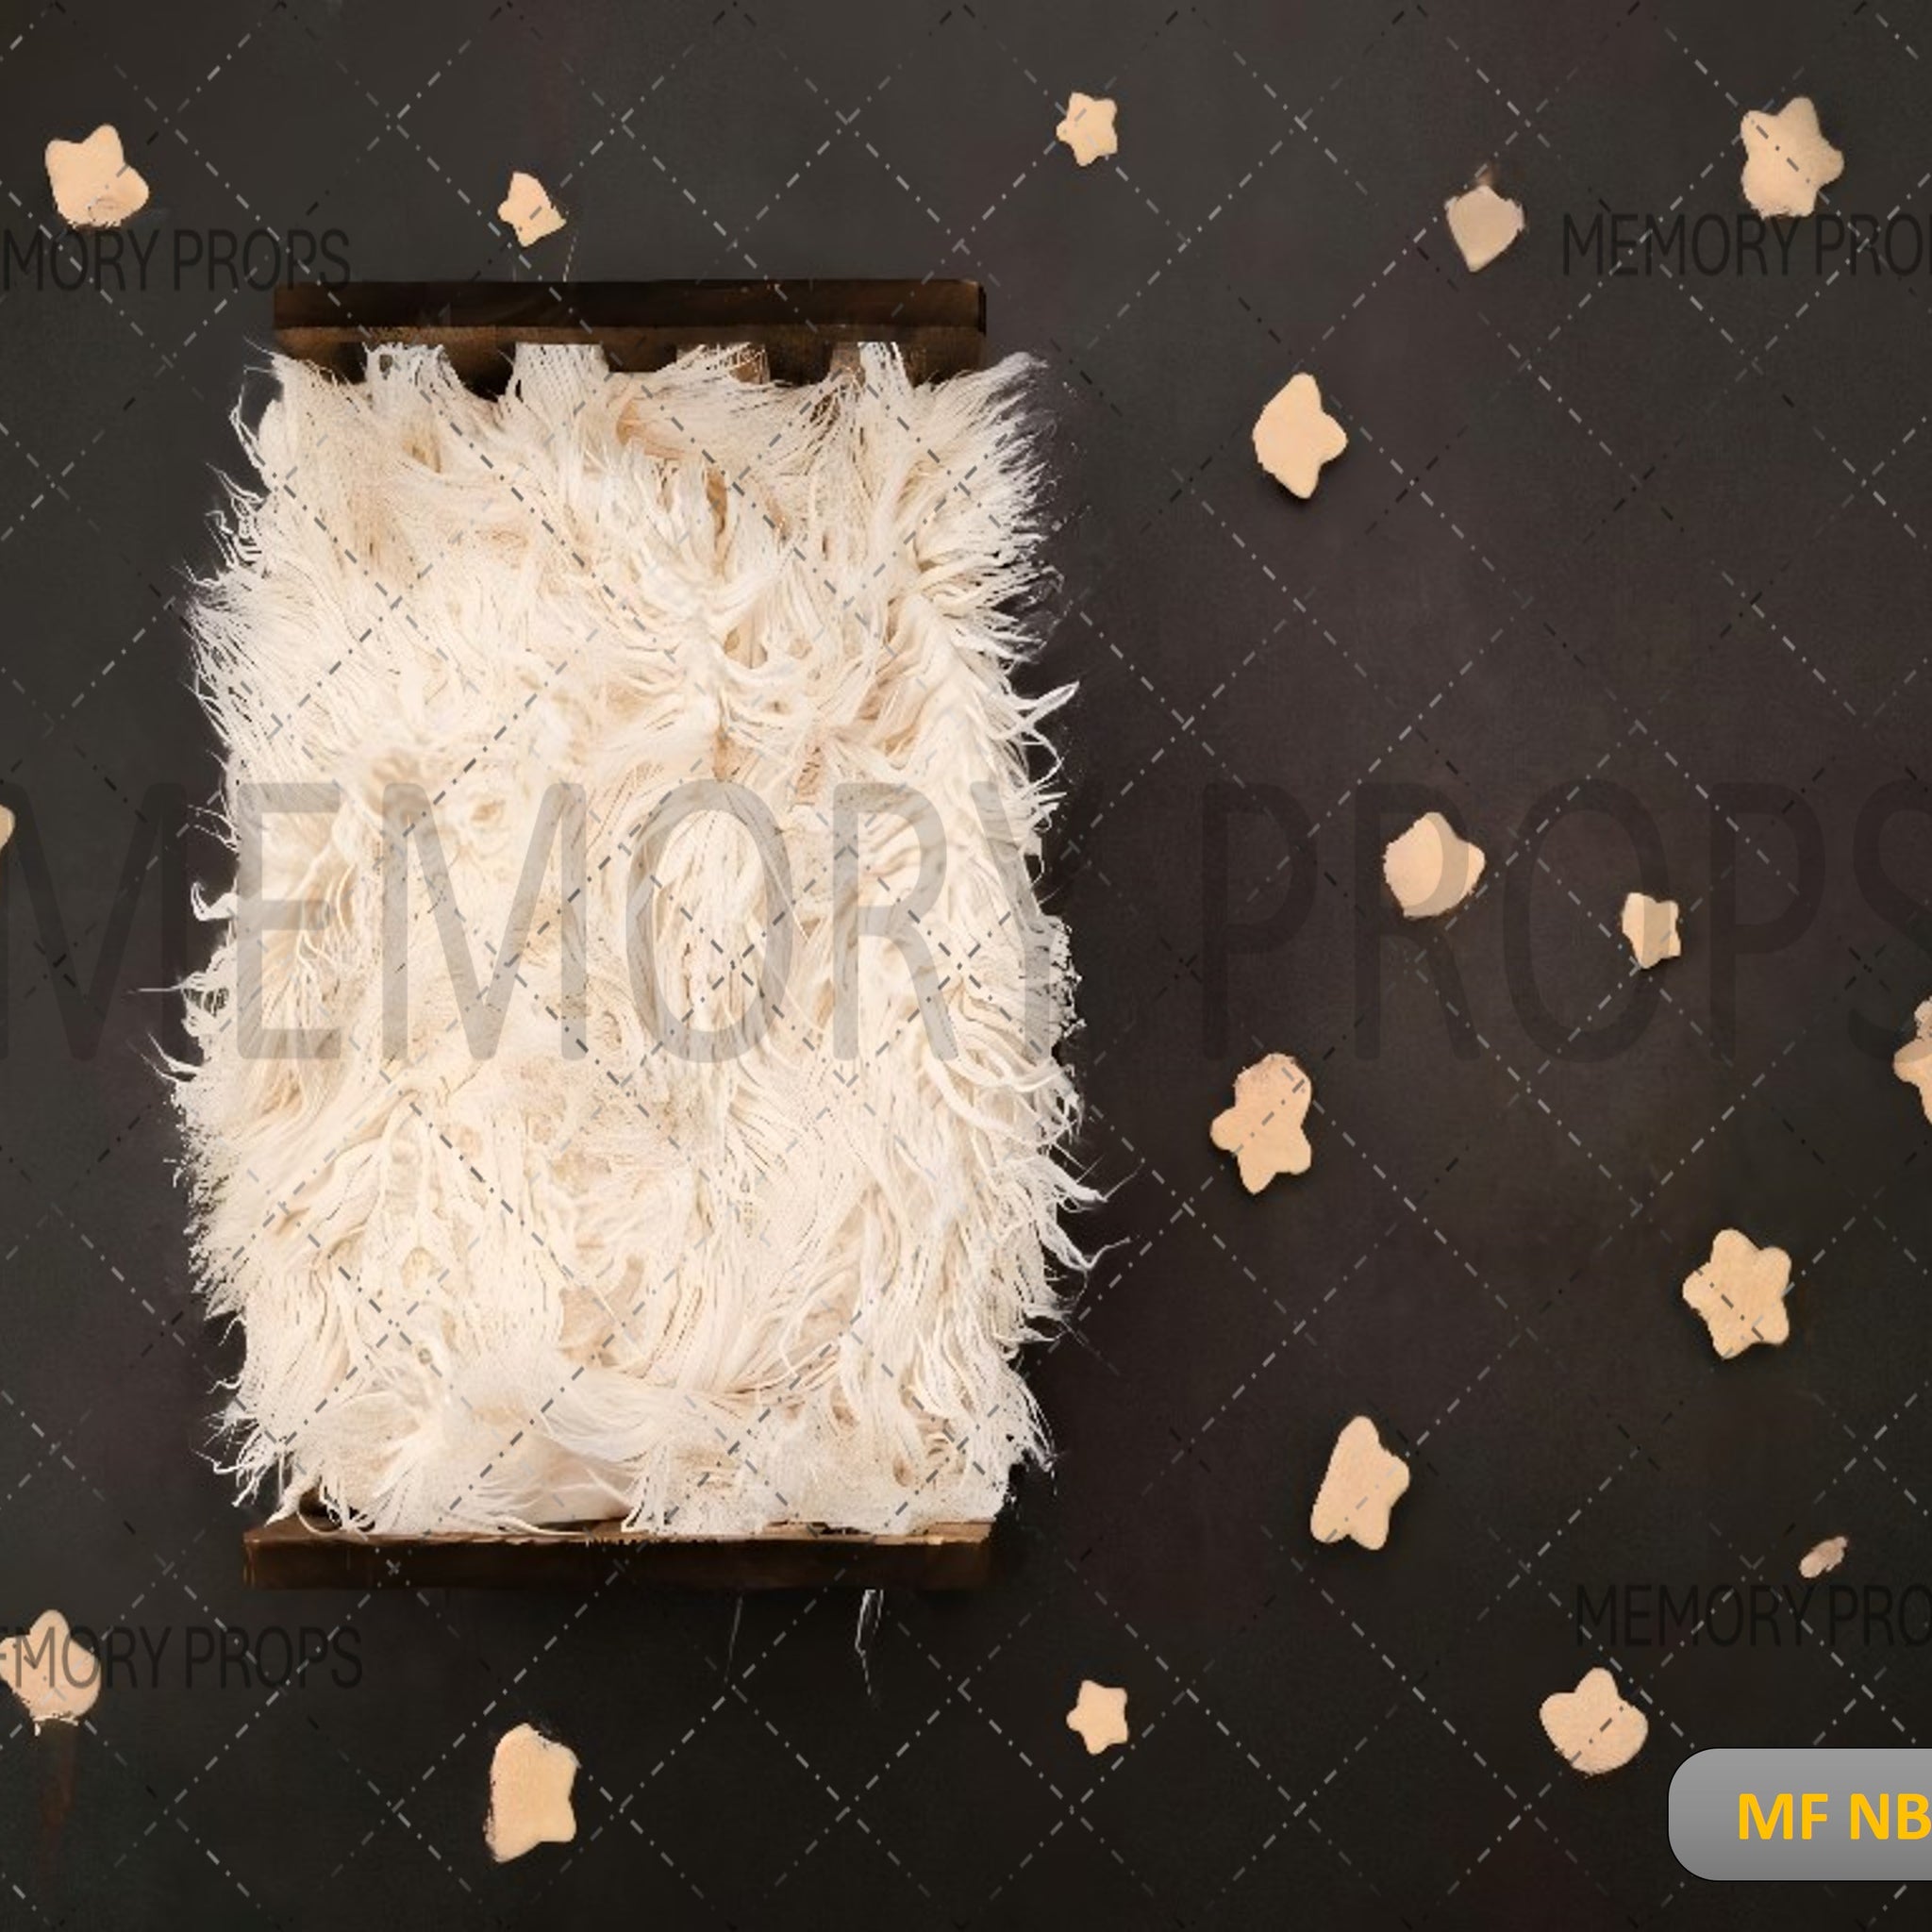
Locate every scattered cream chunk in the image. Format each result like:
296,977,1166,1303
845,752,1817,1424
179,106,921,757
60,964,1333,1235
1740,98,1843,218
497,171,567,245
1540,1667,1647,1774
1621,892,1681,969
1065,1679,1129,1754
1444,177,1524,271
1252,373,1347,500
1682,1227,1791,1359
1056,92,1118,166
486,1724,579,1862
0,1610,101,1731
1799,1535,1848,1579
1309,1415,1409,1552
1894,997,1932,1124
1209,1054,1313,1194
1383,811,1486,918
45,125,148,228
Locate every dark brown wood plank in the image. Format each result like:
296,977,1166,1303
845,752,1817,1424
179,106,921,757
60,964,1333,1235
242,1511,997,1591
273,279,987,388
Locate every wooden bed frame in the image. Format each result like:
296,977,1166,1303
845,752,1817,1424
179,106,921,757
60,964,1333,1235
242,278,996,1591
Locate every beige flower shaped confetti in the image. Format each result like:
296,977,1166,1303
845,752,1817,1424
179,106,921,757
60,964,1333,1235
486,1724,578,1862
1066,1679,1129,1755
1621,892,1681,969
1540,1667,1647,1775
1444,173,1524,273
1310,1415,1409,1551
1253,373,1346,500
1740,98,1843,219
1799,1535,1848,1579
45,125,149,230
0,803,13,852
1682,1227,1791,1359
1383,811,1486,919
0,1609,101,1731
1894,997,1932,1124
1209,1053,1313,1194
1056,92,1118,166
498,170,566,246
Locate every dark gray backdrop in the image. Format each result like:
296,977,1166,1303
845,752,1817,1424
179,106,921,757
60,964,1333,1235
3,0,1930,1926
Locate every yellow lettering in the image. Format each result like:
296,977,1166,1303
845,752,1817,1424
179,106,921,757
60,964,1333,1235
1899,1792,1929,1840
1740,1791,1793,1840
1801,1792,1829,1839
1852,1792,1889,1840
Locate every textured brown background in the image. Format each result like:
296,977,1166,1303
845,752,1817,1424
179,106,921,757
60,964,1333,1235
3,0,1932,1925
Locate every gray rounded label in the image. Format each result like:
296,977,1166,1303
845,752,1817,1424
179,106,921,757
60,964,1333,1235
1671,1749,1932,1879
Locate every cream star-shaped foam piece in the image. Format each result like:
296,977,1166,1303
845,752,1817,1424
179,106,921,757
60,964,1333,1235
0,802,13,852
1621,892,1681,969
1540,1668,1647,1775
1384,811,1486,919
45,125,149,229
486,1724,579,1861
498,170,567,245
1056,92,1118,166
1740,97,1843,219
1066,1679,1129,1754
1209,1054,1313,1194
1309,1416,1409,1552
1252,373,1347,500
1444,177,1524,272
0,1609,101,1731
1682,1227,1791,1359
1894,997,1932,1124
1799,1535,1848,1579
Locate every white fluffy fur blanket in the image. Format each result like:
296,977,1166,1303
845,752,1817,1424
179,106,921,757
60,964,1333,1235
175,341,1083,1536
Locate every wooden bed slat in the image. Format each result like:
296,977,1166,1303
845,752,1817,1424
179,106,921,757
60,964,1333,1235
242,1510,997,1591
273,278,987,388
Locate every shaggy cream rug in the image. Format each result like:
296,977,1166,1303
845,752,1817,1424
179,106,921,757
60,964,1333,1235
175,342,1083,1536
